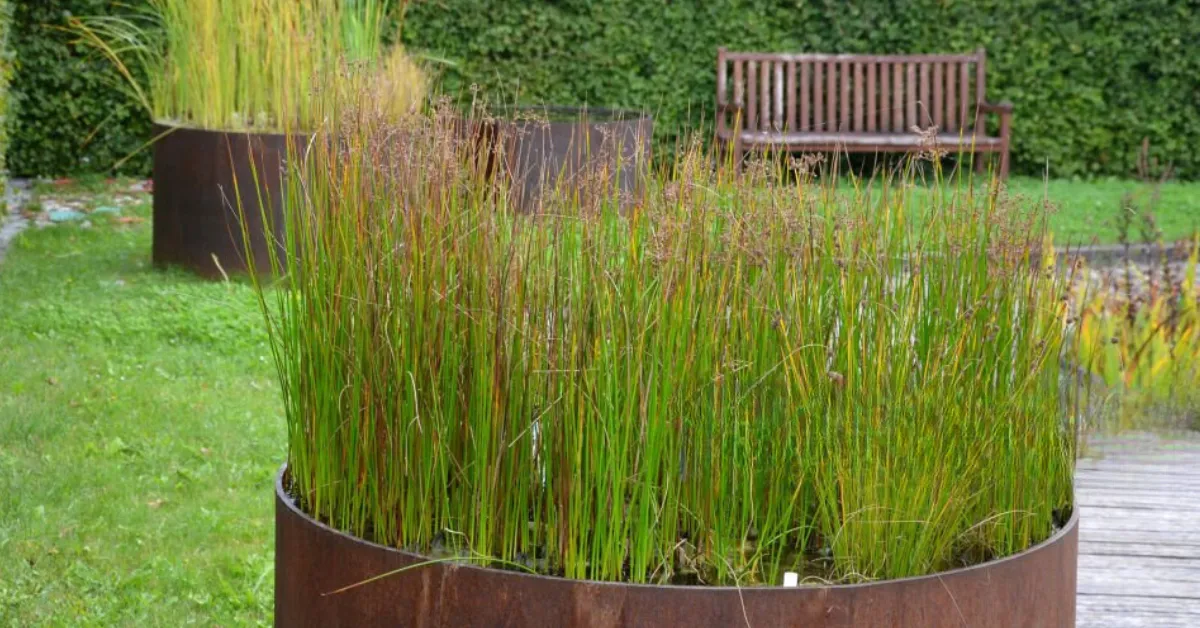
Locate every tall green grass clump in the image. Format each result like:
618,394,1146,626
249,93,1076,586
67,0,425,132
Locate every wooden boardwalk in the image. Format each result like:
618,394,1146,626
1077,431,1200,627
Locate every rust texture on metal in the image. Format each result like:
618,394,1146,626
715,47,1012,177
275,468,1078,628
152,124,297,278
464,106,653,214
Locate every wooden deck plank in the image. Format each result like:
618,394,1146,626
1076,472,1200,487
1078,594,1200,628
1079,554,1200,582
1083,528,1200,544
1083,540,1200,560
1075,482,1200,494
1080,494,1200,511
1082,527,1200,545
1079,578,1200,598
1077,432,1200,626
1085,451,1200,463
1077,463,1200,477
1079,485,1200,499
1080,510,1200,533
1078,459,1200,472
1078,595,1200,614
1077,487,1200,499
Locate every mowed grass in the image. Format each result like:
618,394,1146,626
833,173,1200,245
1007,177,1200,245
0,192,282,625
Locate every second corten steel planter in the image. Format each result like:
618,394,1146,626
466,106,653,213
152,124,303,279
155,111,650,277
275,467,1078,627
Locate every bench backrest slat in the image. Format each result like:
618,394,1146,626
801,62,811,132
961,62,972,130
932,63,943,129
764,61,775,131
774,62,785,131
920,61,932,127
868,62,878,133
813,63,823,131
828,61,838,131
852,62,863,131
905,63,917,131
892,63,903,132
839,62,847,131
946,62,957,132
975,49,987,117
717,49,987,136
787,61,797,130
747,60,757,130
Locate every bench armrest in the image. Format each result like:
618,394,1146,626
977,100,1014,114
972,100,1013,150
716,102,744,133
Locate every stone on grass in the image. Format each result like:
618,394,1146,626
48,209,85,222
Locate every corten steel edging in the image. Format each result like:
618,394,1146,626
152,124,305,279
275,467,1078,628
464,107,653,214
1051,242,1194,268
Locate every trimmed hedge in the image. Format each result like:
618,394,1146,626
0,0,12,175
7,0,1200,178
403,0,1200,179
7,0,151,177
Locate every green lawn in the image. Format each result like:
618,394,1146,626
1006,176,1200,245
840,174,1200,245
0,190,281,625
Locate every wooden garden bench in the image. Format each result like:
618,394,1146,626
716,48,1012,177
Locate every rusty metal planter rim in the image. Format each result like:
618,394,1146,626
152,121,309,142
274,464,1077,592
479,105,652,123
152,119,314,135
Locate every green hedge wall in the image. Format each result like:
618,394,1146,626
7,0,151,177
0,0,12,175
7,0,1200,178
403,0,1200,179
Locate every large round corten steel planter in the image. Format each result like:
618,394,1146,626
152,124,301,278
275,468,1078,627
466,106,652,213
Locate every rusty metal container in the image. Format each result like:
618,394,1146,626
467,106,653,213
153,111,650,277
274,468,1078,627
152,124,301,278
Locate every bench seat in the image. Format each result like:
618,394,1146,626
735,131,1004,150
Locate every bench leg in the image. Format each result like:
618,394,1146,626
975,150,987,175
998,109,1012,179
716,137,738,173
